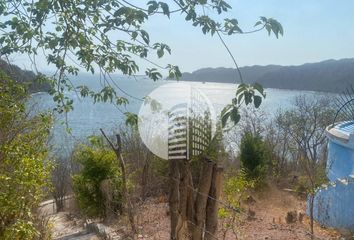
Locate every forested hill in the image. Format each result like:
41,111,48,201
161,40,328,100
0,59,50,93
179,58,354,93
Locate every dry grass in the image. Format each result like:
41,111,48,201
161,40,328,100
46,185,344,240
107,185,343,240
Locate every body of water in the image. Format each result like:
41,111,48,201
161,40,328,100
29,74,337,156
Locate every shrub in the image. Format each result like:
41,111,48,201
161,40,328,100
239,132,270,181
0,71,53,239
218,170,255,238
223,170,255,211
72,137,123,218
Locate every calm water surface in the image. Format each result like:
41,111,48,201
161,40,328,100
29,74,337,156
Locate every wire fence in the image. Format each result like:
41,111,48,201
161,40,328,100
53,175,334,240
139,175,331,240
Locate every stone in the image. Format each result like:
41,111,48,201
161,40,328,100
298,211,304,223
245,195,256,205
285,211,297,224
247,208,256,220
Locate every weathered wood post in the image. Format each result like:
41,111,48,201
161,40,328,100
192,158,214,240
205,166,223,240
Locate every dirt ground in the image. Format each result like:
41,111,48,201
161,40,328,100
39,199,100,240
231,185,341,240
108,185,344,240
47,185,347,240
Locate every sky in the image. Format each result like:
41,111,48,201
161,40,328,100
141,0,354,73
10,0,354,74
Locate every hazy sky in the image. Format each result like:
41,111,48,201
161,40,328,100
11,0,354,74
143,0,354,73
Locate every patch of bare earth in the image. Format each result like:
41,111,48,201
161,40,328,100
39,199,100,240
233,185,341,240
49,212,96,239
110,186,342,240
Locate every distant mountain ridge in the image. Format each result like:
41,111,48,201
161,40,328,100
179,58,354,93
0,59,50,93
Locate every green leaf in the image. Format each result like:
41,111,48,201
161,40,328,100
221,105,240,128
244,91,252,105
140,30,150,44
147,1,158,14
157,48,164,58
131,31,138,40
265,24,271,36
253,83,264,95
260,16,267,22
185,8,196,21
116,96,129,106
145,68,162,81
167,65,182,80
221,108,231,128
105,4,111,11
159,2,170,18
236,83,247,95
221,104,232,117
253,95,262,108
254,21,262,27
124,112,138,127
230,107,241,125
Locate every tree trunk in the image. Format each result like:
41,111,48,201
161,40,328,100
141,157,149,201
205,165,223,240
170,159,182,240
117,143,136,235
186,163,195,235
100,129,136,234
309,193,314,238
169,157,221,240
54,196,65,212
179,160,194,238
100,179,114,222
192,158,214,240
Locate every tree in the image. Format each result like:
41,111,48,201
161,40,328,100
0,70,53,239
265,111,294,179
276,95,335,236
99,129,136,233
239,132,269,182
0,0,282,122
0,1,283,238
72,136,124,219
51,156,71,212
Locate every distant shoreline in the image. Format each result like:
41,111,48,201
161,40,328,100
174,58,354,94
167,79,340,95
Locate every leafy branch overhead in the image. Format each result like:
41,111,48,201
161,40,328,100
221,83,266,129
0,0,282,121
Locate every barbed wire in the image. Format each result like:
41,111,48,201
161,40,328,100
56,176,334,240
187,219,219,240
166,175,250,218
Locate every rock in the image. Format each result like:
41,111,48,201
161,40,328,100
286,211,297,224
268,224,278,230
338,228,353,238
247,208,256,220
298,211,304,223
245,195,256,205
